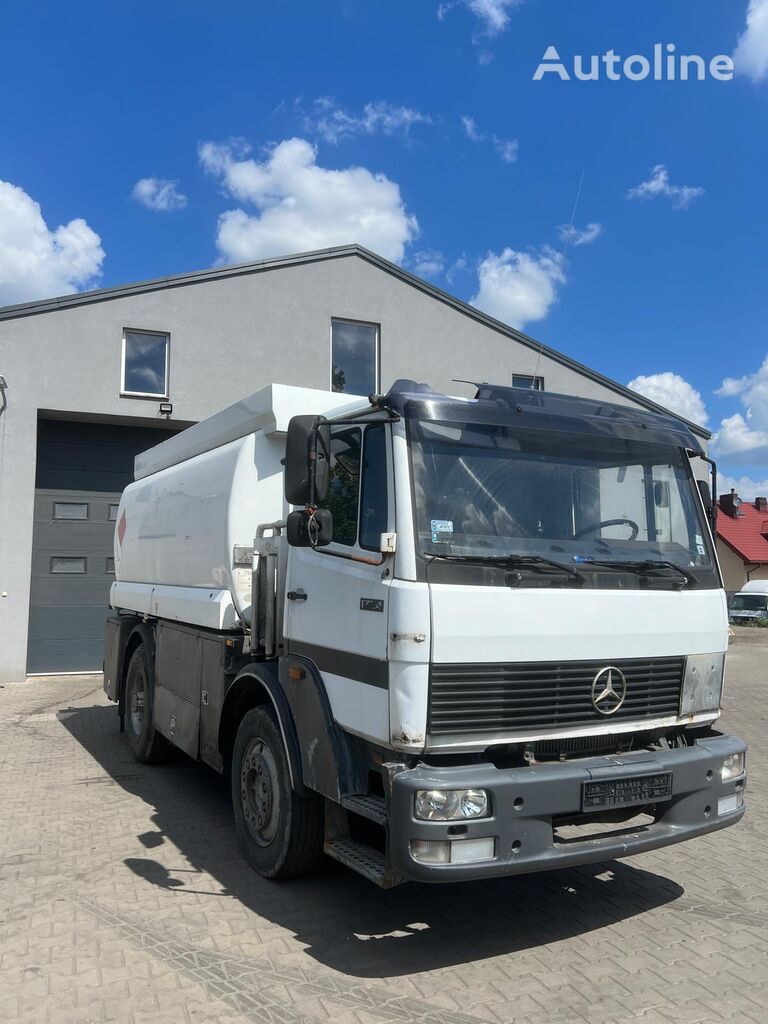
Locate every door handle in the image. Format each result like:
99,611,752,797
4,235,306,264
287,589,308,601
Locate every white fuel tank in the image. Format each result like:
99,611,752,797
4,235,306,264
111,383,368,629
115,430,284,624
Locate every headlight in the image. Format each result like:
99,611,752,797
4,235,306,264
414,788,490,821
680,653,725,716
721,752,745,780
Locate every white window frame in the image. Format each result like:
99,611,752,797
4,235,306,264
329,318,380,395
511,373,545,391
121,328,170,399
53,501,89,521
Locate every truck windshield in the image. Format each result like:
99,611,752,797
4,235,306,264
409,419,713,570
731,594,768,611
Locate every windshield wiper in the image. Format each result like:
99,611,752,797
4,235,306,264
427,552,585,584
582,559,697,589
502,554,586,584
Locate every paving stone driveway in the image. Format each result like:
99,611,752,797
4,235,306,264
1,632,766,1024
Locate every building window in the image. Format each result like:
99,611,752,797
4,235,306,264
512,374,544,390
331,319,379,396
108,503,120,521
105,556,115,574
53,501,88,520
122,330,169,398
359,425,388,550
51,556,86,574
324,427,362,546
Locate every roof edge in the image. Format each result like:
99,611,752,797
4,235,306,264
716,531,768,565
353,248,712,440
0,242,710,440
0,244,360,321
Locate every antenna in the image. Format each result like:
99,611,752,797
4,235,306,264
532,167,586,382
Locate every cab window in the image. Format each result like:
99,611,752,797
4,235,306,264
359,424,388,550
325,428,361,546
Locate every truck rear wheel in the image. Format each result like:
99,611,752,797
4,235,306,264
124,643,167,764
231,706,323,879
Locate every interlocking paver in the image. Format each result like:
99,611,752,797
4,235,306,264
1,629,767,1024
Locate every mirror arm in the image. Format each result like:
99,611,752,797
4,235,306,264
691,450,718,532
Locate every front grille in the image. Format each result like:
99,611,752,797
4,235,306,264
427,657,685,737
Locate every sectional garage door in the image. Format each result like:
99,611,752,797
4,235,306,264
28,420,178,674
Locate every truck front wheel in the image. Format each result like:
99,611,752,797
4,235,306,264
231,706,323,879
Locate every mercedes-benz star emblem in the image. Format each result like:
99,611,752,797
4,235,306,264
591,666,628,715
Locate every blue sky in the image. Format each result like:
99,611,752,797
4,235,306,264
2,0,768,494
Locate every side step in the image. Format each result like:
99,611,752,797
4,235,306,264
324,838,400,887
341,793,387,827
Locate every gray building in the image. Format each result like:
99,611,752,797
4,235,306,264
0,244,709,682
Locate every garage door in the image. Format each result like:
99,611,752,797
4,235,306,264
28,420,178,674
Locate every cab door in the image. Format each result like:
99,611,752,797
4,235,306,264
283,422,393,745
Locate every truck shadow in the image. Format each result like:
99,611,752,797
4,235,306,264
60,703,685,979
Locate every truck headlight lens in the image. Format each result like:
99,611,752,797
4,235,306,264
721,752,745,780
414,789,489,821
680,653,725,716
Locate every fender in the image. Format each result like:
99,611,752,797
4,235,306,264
223,663,309,796
279,653,366,802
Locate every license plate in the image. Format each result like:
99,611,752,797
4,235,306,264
582,772,673,812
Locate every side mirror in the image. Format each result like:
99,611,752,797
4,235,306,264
286,508,333,547
697,480,717,533
284,415,331,506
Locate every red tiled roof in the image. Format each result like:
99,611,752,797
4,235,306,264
716,500,768,564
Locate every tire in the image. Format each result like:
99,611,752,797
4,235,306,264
231,705,324,879
124,643,168,764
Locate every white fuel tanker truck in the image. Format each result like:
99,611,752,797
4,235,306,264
104,380,746,886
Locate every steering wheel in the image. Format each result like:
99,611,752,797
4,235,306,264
574,517,639,541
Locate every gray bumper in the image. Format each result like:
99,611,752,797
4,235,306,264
389,733,746,882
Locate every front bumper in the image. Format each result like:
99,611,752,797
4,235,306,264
389,733,746,882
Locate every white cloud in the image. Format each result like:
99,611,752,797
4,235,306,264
493,136,519,163
558,222,603,246
716,355,768,417
628,357,768,488
627,165,704,209
411,249,444,277
461,115,484,141
733,0,768,82
0,180,104,306
717,472,768,501
713,355,768,460
471,247,565,329
446,254,467,284
300,98,431,145
461,116,518,162
440,0,522,37
626,372,709,426
199,137,418,265
713,414,768,458
131,178,187,212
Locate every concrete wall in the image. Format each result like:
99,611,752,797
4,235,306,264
717,540,768,595
0,251,704,682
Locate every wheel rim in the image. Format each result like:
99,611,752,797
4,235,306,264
128,667,146,737
241,736,280,846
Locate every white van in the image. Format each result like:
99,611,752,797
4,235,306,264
729,580,768,624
